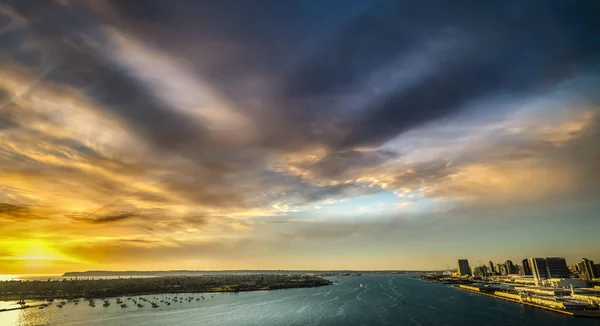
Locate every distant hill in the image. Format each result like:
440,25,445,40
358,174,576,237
62,270,444,277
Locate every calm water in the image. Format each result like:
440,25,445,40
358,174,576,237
3,275,600,326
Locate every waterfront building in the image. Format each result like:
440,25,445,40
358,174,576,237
474,265,489,277
546,257,570,279
578,258,598,280
488,261,495,275
569,265,580,273
457,259,472,277
505,260,516,274
522,259,532,275
511,275,536,285
529,258,549,283
529,257,571,284
499,264,508,276
546,278,589,289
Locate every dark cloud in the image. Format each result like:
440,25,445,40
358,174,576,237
301,149,397,180
4,0,211,154
0,111,19,130
283,1,600,149
0,87,9,100
83,212,138,224
0,203,30,219
118,239,158,244
5,0,600,154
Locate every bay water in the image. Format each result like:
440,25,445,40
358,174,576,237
2,274,600,326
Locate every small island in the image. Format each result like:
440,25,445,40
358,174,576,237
0,274,332,302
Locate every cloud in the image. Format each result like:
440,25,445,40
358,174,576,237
79,212,138,224
1,0,600,272
0,203,31,220
276,1,600,150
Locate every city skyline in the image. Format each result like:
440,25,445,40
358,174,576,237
1,0,600,274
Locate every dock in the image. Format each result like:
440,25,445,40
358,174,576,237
453,285,600,318
0,304,46,313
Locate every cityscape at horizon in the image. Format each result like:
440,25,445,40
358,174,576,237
1,0,600,276
4,254,600,277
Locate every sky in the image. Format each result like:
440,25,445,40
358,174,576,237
1,0,599,274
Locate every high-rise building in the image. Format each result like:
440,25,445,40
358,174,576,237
578,258,598,280
499,264,508,276
529,257,570,283
457,259,472,277
522,259,532,275
488,261,495,275
472,265,487,277
529,258,549,282
505,260,516,274
545,257,570,279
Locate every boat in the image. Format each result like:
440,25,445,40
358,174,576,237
103,302,110,307
137,303,144,308
360,284,363,288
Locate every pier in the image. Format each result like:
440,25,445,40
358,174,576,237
453,285,600,318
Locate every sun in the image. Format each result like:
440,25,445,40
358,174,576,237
2,239,81,272
12,240,64,261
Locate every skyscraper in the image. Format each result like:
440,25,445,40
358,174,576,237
578,258,598,280
505,260,516,274
488,261,495,275
472,265,487,277
529,258,549,283
545,257,570,279
529,257,571,283
457,259,472,277
522,258,532,275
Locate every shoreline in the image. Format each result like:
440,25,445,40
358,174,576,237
0,275,332,304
